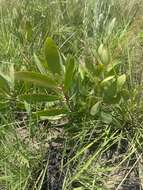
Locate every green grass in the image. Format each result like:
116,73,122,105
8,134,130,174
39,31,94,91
0,0,143,190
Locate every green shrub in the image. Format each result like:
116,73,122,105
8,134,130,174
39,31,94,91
14,37,127,128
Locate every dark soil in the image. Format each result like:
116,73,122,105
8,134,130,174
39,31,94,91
42,142,67,190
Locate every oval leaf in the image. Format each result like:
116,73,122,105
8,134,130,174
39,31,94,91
90,101,101,116
101,112,112,124
100,76,115,86
19,94,60,103
64,56,75,91
35,108,68,117
15,71,57,89
45,37,62,75
98,43,110,64
117,74,126,92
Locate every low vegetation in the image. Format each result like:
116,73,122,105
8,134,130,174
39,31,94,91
0,0,143,189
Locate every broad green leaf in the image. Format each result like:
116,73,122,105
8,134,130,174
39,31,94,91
35,108,68,117
98,43,110,64
34,54,47,75
101,112,112,124
64,56,75,91
41,115,64,121
15,71,57,89
45,37,62,75
0,74,10,94
117,74,126,92
90,101,101,116
100,76,115,86
19,94,60,103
